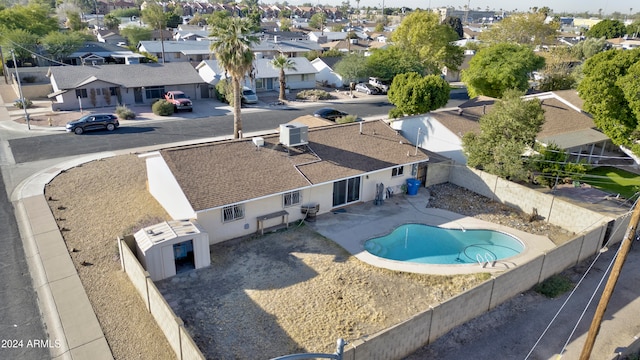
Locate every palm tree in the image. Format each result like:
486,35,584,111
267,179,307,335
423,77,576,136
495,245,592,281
210,17,259,139
270,55,297,101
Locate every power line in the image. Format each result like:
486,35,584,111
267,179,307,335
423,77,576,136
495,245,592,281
0,31,71,66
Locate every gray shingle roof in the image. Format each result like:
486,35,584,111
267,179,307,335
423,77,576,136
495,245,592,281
201,57,317,78
138,40,211,54
159,120,429,211
49,63,204,89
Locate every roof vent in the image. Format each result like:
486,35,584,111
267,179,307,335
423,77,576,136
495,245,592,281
252,137,265,147
279,123,309,147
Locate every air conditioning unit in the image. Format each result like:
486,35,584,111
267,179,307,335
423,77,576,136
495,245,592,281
279,123,309,147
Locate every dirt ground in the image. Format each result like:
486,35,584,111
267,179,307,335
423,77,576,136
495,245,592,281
44,155,574,359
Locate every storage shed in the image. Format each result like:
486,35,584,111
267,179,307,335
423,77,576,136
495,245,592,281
134,220,210,281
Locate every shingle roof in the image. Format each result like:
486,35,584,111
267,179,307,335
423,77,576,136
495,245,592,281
201,57,317,78
49,63,204,89
138,40,211,54
159,120,429,211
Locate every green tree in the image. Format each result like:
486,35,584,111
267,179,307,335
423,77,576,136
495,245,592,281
1,29,39,64
205,11,230,26
571,37,608,60
586,19,626,38
270,55,297,101
374,22,384,32
462,43,545,98
577,49,640,155
309,12,326,30
109,8,140,18
479,11,559,46
0,4,59,36
443,16,463,39
279,17,292,31
65,11,84,31
365,46,424,81
627,20,640,37
530,143,589,188
104,14,121,30
41,31,84,61
462,89,546,181
391,10,463,75
142,2,167,63
536,47,577,91
120,27,152,46
210,17,259,139
334,53,368,91
387,72,450,118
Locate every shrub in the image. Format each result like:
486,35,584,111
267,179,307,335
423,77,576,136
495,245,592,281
534,274,574,298
336,114,358,124
152,100,174,116
115,105,136,119
14,98,33,109
215,80,234,105
295,89,332,101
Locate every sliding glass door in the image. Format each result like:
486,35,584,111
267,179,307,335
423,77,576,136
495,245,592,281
332,177,361,207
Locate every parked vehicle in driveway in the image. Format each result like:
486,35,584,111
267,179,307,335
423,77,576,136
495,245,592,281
241,87,259,104
368,77,390,94
355,83,380,95
313,108,349,121
66,114,119,135
164,91,193,112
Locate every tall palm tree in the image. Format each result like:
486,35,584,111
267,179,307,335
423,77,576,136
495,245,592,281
210,17,259,139
270,55,297,101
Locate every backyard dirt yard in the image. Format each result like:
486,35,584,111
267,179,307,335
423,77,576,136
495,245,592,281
44,155,574,360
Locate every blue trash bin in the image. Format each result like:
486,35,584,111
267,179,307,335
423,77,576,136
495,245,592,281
406,178,421,196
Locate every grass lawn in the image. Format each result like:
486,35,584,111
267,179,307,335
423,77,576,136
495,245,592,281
583,166,640,199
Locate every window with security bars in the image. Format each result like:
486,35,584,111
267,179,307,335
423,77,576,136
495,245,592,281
392,166,404,177
283,191,301,207
222,204,244,222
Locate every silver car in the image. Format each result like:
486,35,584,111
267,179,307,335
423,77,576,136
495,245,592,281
241,87,258,104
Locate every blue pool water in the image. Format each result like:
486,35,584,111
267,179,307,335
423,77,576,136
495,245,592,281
364,224,524,265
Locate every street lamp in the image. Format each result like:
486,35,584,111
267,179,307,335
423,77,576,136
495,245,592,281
10,50,30,130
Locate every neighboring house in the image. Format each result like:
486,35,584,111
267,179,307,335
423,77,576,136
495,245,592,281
95,30,127,46
64,42,144,65
308,31,348,44
390,92,612,165
441,53,473,82
142,120,430,244
310,56,345,88
196,57,317,92
173,29,210,41
47,63,206,111
137,40,211,63
321,38,387,55
252,39,323,59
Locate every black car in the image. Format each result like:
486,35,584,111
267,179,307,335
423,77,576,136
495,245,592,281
313,108,349,122
66,114,119,135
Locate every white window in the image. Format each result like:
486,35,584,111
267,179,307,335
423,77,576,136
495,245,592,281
283,191,301,207
392,166,404,177
222,204,244,222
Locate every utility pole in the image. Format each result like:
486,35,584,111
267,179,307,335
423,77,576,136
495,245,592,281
10,50,30,130
579,201,640,360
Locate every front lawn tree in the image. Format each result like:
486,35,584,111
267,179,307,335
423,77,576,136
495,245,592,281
365,46,424,81
578,48,640,156
530,143,589,188
391,10,463,75
142,2,167,63
334,53,368,93
462,43,545,98
462,89,545,181
478,11,559,46
210,17,259,139
309,12,326,30
387,72,450,118
41,32,84,62
270,55,296,101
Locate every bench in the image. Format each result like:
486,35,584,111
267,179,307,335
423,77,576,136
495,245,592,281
256,210,289,235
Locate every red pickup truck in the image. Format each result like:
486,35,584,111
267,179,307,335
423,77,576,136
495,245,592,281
164,91,193,112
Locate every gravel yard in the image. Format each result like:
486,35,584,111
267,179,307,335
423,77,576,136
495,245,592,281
44,155,573,359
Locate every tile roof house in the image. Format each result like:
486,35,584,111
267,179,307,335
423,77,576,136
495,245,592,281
142,120,430,244
389,92,612,165
47,63,206,111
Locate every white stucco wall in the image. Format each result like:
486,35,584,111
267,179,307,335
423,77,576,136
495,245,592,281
144,153,196,220
311,59,344,88
390,115,467,164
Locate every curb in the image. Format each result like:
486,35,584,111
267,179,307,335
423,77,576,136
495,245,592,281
12,154,118,360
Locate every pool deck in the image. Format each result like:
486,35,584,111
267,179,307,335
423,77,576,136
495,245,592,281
307,189,556,275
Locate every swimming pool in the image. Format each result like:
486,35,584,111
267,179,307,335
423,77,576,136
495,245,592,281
364,224,524,265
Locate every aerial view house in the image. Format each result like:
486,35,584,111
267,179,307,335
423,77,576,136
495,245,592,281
390,91,612,164
252,38,323,58
142,120,430,244
47,62,206,110
63,41,144,65
137,40,211,63
196,57,317,92
310,56,345,88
